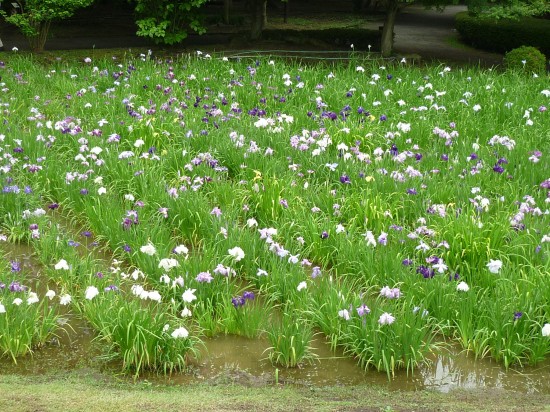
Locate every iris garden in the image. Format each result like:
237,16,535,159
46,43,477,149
0,51,548,378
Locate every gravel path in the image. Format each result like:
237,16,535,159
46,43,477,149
391,5,503,66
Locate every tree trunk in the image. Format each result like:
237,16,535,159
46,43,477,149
250,0,266,40
223,0,232,25
29,19,51,52
263,0,268,26
381,1,398,57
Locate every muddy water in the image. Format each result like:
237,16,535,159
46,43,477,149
1,328,549,394
184,335,550,394
1,242,549,393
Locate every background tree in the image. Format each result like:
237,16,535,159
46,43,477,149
0,0,94,52
379,0,405,57
250,0,268,40
224,0,233,24
131,0,209,45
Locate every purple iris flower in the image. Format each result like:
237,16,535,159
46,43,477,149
357,304,371,316
9,281,27,292
340,175,351,184
417,265,435,279
196,271,213,283
231,296,246,308
10,261,21,272
493,164,504,174
448,273,460,281
322,111,338,120
311,266,322,279
425,255,439,264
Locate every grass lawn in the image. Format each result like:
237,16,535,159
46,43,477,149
1,373,549,412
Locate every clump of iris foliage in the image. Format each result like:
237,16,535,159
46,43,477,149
0,255,59,363
0,51,549,377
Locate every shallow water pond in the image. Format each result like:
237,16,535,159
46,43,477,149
1,242,549,394
1,317,549,394
188,335,550,394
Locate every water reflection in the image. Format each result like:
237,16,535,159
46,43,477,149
419,349,550,394
1,241,40,282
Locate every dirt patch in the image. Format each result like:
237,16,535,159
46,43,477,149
210,367,272,387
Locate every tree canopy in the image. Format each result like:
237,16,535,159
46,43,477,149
1,0,94,51
132,0,209,45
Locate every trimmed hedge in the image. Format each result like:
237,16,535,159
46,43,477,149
455,12,550,56
504,46,547,74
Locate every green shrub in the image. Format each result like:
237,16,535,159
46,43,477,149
504,46,547,74
455,12,550,56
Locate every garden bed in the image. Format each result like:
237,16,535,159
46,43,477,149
0,50,548,392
